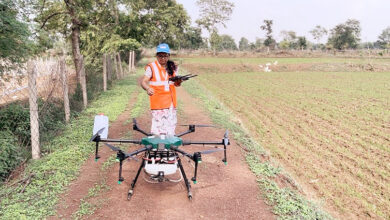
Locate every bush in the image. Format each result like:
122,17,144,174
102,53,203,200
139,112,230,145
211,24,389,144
0,130,23,182
0,103,31,147
37,99,65,145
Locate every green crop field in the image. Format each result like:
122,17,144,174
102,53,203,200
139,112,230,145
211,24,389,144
178,57,390,65
181,57,390,219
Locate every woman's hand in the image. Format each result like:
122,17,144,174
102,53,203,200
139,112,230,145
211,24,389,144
174,79,183,87
146,87,154,96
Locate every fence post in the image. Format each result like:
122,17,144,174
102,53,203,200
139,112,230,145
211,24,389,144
131,51,135,73
113,53,119,79
60,57,70,123
107,54,112,81
103,53,107,91
117,52,124,78
28,61,40,159
80,55,88,108
129,51,133,74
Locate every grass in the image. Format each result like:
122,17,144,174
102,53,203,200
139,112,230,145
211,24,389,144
0,74,139,219
72,76,149,219
72,180,110,219
178,57,390,65
182,74,331,219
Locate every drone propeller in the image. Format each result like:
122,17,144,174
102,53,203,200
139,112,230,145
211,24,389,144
179,124,218,128
199,148,224,154
89,127,105,142
104,143,138,161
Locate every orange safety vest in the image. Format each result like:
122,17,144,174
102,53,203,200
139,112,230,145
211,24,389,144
146,61,177,110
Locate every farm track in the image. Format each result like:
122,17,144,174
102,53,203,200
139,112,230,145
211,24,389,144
51,86,275,219
196,71,389,219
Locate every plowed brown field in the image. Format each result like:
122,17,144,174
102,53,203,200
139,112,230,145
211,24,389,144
182,58,390,219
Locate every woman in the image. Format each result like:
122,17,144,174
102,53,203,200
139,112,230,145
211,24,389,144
141,43,182,136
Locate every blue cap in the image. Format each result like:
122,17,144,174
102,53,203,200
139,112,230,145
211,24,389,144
156,43,170,54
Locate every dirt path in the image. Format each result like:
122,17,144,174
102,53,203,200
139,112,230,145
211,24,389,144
52,87,275,219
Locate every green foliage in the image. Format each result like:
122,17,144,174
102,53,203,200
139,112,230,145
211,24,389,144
210,32,237,51
195,0,235,33
180,27,205,49
0,103,31,147
309,25,328,44
124,0,191,48
327,19,361,50
219,34,237,50
209,30,221,52
0,75,138,219
0,131,23,182
38,99,65,135
260,20,276,48
239,37,249,51
0,0,32,74
101,34,141,53
377,26,390,49
297,36,307,49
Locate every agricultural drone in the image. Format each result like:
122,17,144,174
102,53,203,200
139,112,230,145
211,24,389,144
89,115,229,200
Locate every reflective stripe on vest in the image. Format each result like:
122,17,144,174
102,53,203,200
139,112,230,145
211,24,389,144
146,61,177,110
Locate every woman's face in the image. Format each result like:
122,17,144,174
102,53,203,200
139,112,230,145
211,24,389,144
157,52,170,66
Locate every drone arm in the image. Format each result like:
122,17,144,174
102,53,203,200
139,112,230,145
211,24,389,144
176,125,195,137
98,138,142,145
133,125,152,136
125,145,152,158
170,146,193,160
182,141,224,146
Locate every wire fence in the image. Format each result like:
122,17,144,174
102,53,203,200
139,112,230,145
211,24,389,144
0,51,137,164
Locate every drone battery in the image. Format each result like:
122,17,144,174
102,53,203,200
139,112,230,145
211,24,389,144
144,159,177,175
144,151,178,176
93,114,109,139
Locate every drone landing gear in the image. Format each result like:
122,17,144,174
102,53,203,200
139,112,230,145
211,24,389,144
127,159,145,200
178,158,192,200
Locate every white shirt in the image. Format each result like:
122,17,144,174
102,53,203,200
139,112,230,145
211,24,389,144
144,65,180,78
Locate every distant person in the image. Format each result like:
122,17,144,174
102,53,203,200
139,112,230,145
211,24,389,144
141,43,182,136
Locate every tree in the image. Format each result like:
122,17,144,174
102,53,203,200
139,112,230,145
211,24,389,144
260,20,276,49
239,37,249,51
219,34,237,50
209,30,222,52
0,0,32,74
327,19,361,50
196,0,234,33
310,25,327,45
124,0,191,49
297,36,307,50
280,30,297,49
36,0,96,78
181,27,205,49
195,0,234,51
254,38,263,49
377,27,390,49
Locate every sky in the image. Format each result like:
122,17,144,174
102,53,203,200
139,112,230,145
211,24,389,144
176,0,390,44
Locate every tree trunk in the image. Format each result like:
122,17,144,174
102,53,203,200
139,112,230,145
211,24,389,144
103,54,107,91
65,0,82,80
60,58,70,122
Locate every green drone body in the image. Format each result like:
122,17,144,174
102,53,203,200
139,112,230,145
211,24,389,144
141,136,182,149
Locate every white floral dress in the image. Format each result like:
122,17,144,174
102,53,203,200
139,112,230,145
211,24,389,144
145,66,177,136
